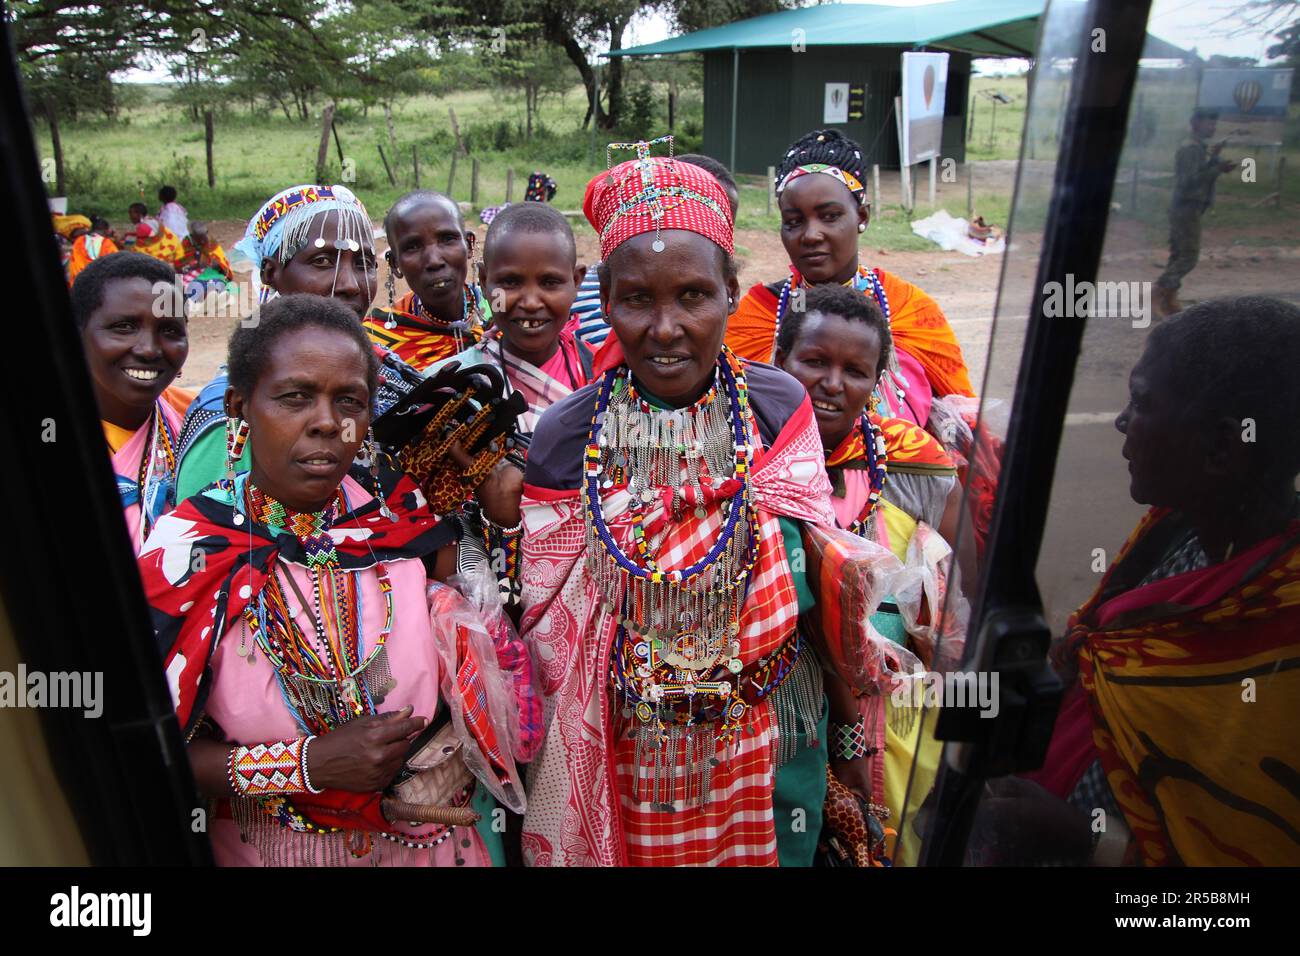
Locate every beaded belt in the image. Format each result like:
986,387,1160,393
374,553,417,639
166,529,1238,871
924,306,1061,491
611,625,804,726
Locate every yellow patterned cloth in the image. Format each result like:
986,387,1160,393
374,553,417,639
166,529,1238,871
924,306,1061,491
1069,507,1300,865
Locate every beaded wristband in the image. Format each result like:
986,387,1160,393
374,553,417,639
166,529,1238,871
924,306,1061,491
300,735,324,794
484,514,524,536
830,717,874,761
228,737,311,796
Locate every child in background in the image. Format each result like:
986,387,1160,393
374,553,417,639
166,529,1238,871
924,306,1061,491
427,200,591,608
157,185,189,240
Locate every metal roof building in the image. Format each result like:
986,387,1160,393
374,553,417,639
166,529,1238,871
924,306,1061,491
611,0,1188,175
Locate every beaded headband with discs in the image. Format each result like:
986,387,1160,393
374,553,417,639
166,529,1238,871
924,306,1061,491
585,134,733,261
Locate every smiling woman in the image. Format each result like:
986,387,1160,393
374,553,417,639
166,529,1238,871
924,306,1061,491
73,251,192,554
136,294,517,868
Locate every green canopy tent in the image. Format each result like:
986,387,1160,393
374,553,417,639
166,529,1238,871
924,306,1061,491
609,0,1188,174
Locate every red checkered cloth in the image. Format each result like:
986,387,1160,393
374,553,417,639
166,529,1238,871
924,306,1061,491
583,153,733,260
516,395,834,867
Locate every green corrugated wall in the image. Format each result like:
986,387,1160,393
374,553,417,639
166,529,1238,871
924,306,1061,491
702,46,971,176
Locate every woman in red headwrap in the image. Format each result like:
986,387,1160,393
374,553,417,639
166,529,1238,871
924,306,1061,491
517,140,863,867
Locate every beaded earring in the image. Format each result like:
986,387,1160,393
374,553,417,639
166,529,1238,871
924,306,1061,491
226,416,250,523
384,260,397,329
367,428,397,522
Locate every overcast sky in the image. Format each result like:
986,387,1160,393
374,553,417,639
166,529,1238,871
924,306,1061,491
122,0,1291,83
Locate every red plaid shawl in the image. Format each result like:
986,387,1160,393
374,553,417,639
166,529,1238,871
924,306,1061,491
516,368,835,866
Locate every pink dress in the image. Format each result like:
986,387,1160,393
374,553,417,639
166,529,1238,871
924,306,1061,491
203,479,490,867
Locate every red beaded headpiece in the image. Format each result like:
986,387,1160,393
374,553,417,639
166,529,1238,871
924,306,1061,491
583,136,734,260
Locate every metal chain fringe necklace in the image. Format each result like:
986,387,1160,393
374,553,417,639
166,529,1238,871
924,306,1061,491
583,347,762,807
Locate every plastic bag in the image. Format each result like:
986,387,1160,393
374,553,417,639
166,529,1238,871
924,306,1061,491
426,578,527,814
889,521,969,674
448,560,542,761
800,522,921,695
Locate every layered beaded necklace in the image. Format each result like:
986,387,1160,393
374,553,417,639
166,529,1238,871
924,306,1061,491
239,483,395,735
387,286,484,353
583,348,761,804
843,414,889,537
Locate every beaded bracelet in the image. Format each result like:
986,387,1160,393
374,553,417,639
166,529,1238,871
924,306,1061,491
484,514,524,536
228,737,311,796
830,716,876,762
301,735,324,794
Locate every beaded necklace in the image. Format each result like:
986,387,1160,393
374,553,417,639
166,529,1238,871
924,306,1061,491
845,414,889,537
240,484,395,735
388,286,483,352
134,399,179,546
583,349,761,795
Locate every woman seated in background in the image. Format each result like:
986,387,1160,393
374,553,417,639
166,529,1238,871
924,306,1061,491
774,282,972,865
1029,295,1300,866
365,190,487,371
139,295,509,867
73,251,191,554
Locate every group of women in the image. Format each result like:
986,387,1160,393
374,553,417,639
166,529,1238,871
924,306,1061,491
72,124,1300,867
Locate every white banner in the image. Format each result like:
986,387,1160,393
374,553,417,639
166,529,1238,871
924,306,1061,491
900,51,949,166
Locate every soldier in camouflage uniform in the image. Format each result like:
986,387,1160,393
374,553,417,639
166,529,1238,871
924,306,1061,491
1154,108,1235,318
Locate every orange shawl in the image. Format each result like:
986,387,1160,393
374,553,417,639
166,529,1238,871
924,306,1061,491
727,269,975,399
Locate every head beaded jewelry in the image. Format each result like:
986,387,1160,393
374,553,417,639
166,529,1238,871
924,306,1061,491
384,267,397,328
584,134,733,261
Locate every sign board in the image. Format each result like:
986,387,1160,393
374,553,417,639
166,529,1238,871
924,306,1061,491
900,51,949,165
824,82,849,124
1197,68,1294,147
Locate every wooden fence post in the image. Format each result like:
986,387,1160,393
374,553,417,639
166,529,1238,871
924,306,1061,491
315,102,336,183
506,167,514,203
377,143,397,188
204,110,215,189
471,159,480,205
449,107,464,155
447,151,459,197
413,145,420,189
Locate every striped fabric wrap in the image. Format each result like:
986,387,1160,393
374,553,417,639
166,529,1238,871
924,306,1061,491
517,378,836,866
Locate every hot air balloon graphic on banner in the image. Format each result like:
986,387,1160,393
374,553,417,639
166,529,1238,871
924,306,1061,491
1197,68,1294,147
1233,79,1262,114
901,51,949,166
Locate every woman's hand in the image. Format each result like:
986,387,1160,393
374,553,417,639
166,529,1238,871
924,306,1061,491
305,706,427,793
476,460,524,530
446,442,524,530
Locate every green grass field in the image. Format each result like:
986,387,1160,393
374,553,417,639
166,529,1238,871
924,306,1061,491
36,73,1027,249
